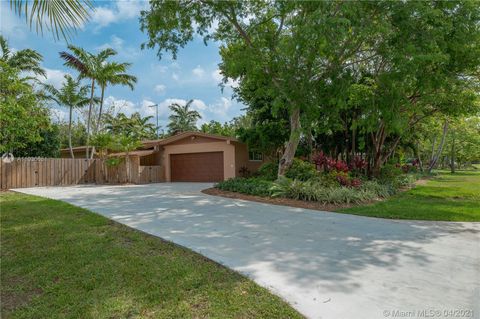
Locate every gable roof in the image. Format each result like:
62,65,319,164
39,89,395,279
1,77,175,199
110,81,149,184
143,131,239,147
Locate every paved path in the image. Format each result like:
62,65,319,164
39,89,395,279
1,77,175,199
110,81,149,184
16,184,480,319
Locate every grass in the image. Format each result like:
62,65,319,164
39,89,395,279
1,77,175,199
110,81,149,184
339,170,480,221
0,192,302,319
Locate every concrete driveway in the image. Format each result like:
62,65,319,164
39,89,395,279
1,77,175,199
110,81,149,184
16,183,480,319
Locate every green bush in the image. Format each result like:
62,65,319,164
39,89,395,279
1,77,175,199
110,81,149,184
285,158,318,181
379,164,403,183
270,178,378,204
216,178,274,197
360,180,396,198
257,162,278,181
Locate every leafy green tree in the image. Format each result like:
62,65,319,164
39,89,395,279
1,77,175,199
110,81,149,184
167,100,201,135
103,112,156,140
110,135,142,183
141,1,390,176
0,35,45,77
14,125,61,158
0,62,51,155
9,0,93,41
41,75,91,158
200,120,236,137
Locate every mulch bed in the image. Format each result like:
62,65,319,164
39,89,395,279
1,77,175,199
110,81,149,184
202,177,427,213
201,188,367,212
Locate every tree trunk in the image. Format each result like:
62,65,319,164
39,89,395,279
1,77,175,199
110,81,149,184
278,108,301,177
94,85,106,135
68,106,75,159
307,125,313,162
428,119,448,173
85,79,96,159
450,130,455,173
430,134,437,164
416,142,423,173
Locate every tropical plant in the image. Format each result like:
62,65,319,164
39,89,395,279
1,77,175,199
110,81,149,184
200,120,236,137
94,61,137,133
9,0,93,41
60,45,116,158
110,135,142,183
0,62,51,154
167,100,201,134
103,112,156,140
0,35,45,78
41,75,91,158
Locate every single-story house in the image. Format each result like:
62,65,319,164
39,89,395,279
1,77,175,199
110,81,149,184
60,132,266,182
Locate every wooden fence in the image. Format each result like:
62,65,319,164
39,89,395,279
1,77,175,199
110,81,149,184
0,158,164,190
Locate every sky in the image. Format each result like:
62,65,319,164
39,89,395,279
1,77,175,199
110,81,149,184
0,0,243,129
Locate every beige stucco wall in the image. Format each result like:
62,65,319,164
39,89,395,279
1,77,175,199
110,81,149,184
234,143,266,176
162,141,236,182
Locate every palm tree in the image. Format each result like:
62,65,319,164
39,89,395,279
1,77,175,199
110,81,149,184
167,100,201,135
0,35,45,78
104,112,156,140
94,61,137,133
41,75,90,158
60,46,116,158
9,0,93,41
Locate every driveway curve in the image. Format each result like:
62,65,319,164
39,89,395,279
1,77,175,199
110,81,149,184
16,183,480,319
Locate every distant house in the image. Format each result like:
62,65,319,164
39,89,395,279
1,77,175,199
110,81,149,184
60,132,266,182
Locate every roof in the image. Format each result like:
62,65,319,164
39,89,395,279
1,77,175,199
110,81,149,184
61,132,240,153
108,149,157,157
60,146,90,152
143,131,239,147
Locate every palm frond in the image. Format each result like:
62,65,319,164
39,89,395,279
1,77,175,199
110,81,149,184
10,0,93,41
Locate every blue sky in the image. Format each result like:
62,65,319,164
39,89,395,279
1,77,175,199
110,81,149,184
0,0,243,129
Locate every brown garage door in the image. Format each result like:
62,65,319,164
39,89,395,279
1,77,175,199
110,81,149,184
170,152,224,182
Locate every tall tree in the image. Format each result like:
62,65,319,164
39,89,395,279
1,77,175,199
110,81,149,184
167,100,201,135
41,75,91,158
94,61,137,134
0,62,51,155
0,35,45,77
60,46,116,158
141,1,388,177
9,0,93,41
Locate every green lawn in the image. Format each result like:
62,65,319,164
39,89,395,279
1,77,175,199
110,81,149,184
339,170,480,221
0,192,302,319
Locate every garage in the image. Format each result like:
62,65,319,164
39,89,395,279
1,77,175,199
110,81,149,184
170,152,224,182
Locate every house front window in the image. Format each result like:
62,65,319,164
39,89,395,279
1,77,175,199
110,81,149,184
248,151,263,161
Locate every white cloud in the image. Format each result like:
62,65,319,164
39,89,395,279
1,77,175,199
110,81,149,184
192,65,205,78
50,108,67,122
211,69,240,88
208,97,232,118
211,69,223,83
96,35,139,59
154,84,166,95
0,3,27,39
91,1,147,29
44,68,69,88
99,96,242,131
172,72,180,81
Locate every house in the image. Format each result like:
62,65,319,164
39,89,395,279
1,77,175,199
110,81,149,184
60,132,266,182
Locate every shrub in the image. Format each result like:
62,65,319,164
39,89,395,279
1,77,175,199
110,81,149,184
216,177,274,197
379,164,403,183
285,158,318,181
270,178,377,204
360,180,396,198
257,162,278,181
